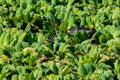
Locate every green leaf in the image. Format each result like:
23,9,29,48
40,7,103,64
112,7,120,20
99,73,107,80
67,14,75,30
0,48,4,55
32,42,43,52
17,66,26,75
59,10,70,32
104,70,113,79
16,7,23,19
67,0,74,6
12,75,18,80
19,74,24,80
114,59,120,74
37,33,44,42
24,33,37,45
84,63,94,74
20,0,27,9
24,73,35,80
86,17,92,25
59,20,68,32
64,74,72,80
106,33,113,41
0,31,10,47
78,64,87,77
105,25,116,35
59,43,69,53
25,23,31,32
99,34,107,44
81,17,86,26
61,65,72,76
3,45,15,56
0,28,3,36
81,30,89,41
56,6,65,20
50,61,58,74
10,37,18,46
13,52,22,59
89,46,100,63
15,41,29,51
117,73,120,80
113,20,120,27
49,74,59,80
17,32,26,42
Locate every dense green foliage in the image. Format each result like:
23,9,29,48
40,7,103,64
0,0,120,80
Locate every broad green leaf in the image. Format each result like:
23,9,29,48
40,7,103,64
84,63,94,74
86,17,92,25
67,14,75,30
32,42,43,52
106,33,113,40
12,75,18,80
99,73,107,80
59,10,70,32
64,74,72,80
0,28,3,36
17,32,26,42
0,72,7,80
60,65,72,76
67,0,74,6
104,70,114,79
112,7,120,20
102,0,113,5
81,17,86,26
24,73,35,80
89,46,100,63
0,48,4,55
99,34,107,44
16,7,23,19
10,37,18,46
24,32,37,45
17,66,26,75
117,73,120,80
3,45,15,56
105,25,116,35
0,6,8,14
105,6,112,15
37,33,44,42
20,0,27,9
81,30,88,41
50,61,58,74
59,43,69,53
49,74,59,80
116,0,120,6
78,64,87,77
114,59,120,74
59,20,68,32
13,52,22,59
19,74,24,80
113,20,120,27
0,31,10,47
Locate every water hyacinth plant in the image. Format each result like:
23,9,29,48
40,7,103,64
0,0,120,80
